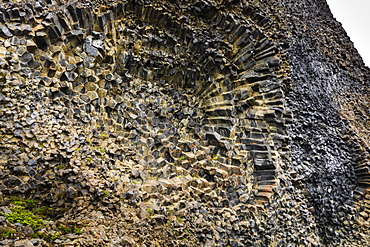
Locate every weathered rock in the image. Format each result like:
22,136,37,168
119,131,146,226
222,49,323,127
0,0,368,247
14,240,34,247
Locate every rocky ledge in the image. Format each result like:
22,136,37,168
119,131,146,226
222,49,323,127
0,0,369,246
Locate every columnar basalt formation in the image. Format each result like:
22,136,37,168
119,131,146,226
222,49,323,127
0,0,369,246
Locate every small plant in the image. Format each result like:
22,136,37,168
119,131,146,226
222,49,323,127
212,156,219,160
75,148,81,151
86,139,92,145
57,224,71,234
55,165,63,170
179,156,185,161
73,226,83,234
102,190,110,197
100,134,107,137
100,148,106,153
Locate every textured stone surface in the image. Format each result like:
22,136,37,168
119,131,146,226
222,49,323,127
0,0,369,246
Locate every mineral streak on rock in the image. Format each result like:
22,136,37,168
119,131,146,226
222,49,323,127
0,0,369,246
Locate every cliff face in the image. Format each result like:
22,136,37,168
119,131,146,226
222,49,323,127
0,0,369,246
275,1,370,245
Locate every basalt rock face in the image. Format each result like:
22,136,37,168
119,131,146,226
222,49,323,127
0,0,369,246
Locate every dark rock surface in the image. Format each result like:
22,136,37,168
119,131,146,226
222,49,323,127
0,0,368,246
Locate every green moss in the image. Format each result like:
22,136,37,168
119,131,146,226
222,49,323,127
10,197,38,208
2,207,44,229
7,197,63,223
179,156,185,161
0,198,76,241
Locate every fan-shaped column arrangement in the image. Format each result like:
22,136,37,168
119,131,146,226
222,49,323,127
0,1,290,208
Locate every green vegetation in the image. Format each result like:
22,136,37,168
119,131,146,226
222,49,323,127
33,206,56,217
179,156,185,161
0,197,83,241
102,190,110,197
176,216,184,223
3,206,44,229
0,226,16,239
36,231,61,241
57,223,83,234
11,198,38,208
